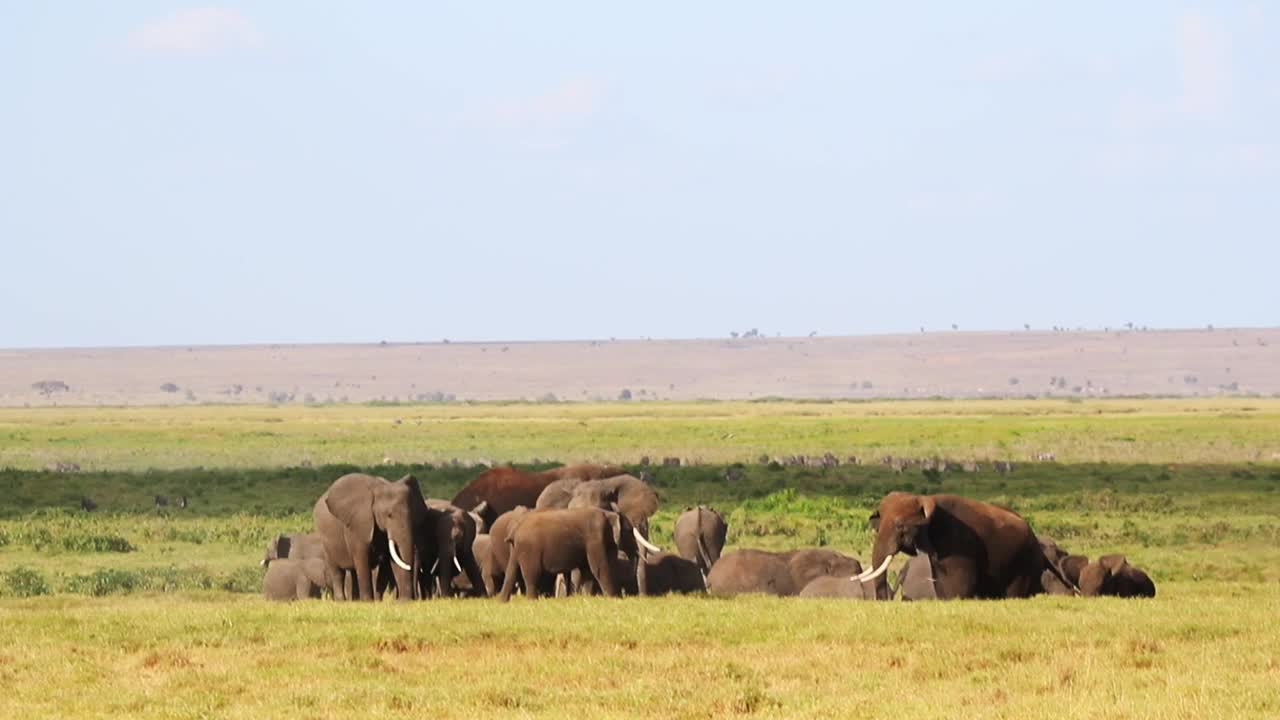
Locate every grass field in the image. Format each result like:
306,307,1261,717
4,397,1280,470
2,399,1280,718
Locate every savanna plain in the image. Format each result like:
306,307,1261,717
2,398,1280,719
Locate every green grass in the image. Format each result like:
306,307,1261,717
3,399,1280,718
3,397,1280,470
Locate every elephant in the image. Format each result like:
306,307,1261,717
895,555,939,600
799,574,873,599
855,492,1072,600
415,498,486,598
478,507,533,597
1079,555,1156,598
674,506,728,575
707,548,863,597
498,508,642,601
314,473,423,601
1060,555,1089,587
636,551,706,595
452,464,626,529
262,558,331,601
1036,536,1080,595
536,474,662,544
261,532,327,567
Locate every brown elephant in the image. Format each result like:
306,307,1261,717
1079,555,1156,598
636,551,706,595
674,506,728,575
452,464,626,529
477,507,533,597
707,548,863,597
498,508,642,601
857,492,1071,600
1037,536,1080,595
314,473,423,601
263,558,332,601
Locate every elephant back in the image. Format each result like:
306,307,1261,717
707,549,796,596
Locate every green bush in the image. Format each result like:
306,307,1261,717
1,566,50,597
62,568,140,596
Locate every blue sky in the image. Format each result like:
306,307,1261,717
1,3,1276,348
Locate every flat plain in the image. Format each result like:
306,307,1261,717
2,398,1280,718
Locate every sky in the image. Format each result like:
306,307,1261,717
1,3,1277,348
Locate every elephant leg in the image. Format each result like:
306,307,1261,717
587,551,620,597
326,563,346,600
519,555,543,600
353,551,374,601
933,556,979,599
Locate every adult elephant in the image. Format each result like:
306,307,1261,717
263,558,331,601
498,508,642,601
415,498,486,598
855,492,1071,600
453,464,626,529
707,548,862,597
1079,555,1156,598
896,555,939,601
477,507,534,597
566,475,662,543
674,506,728,575
314,473,423,601
261,532,327,567
637,552,706,595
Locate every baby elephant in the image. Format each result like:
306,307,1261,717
263,558,331,601
799,573,872,599
1079,554,1156,598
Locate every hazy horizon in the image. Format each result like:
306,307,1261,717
3,4,1277,348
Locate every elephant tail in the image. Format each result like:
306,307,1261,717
497,543,521,603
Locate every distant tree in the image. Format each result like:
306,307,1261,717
809,330,817,337
619,388,633,401
1009,377,1020,386
160,383,180,393
730,331,739,339
539,392,558,403
951,323,959,331
184,389,196,402
1023,323,1031,331
31,380,70,397
861,380,873,390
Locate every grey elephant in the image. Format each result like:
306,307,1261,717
636,551,706,595
1079,554,1156,598
498,508,642,601
895,555,939,600
417,498,486,598
262,532,327,567
707,548,863,596
263,557,331,601
314,473,423,601
799,573,872,599
674,505,728,575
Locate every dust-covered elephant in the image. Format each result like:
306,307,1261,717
498,508,642,601
314,473,424,601
855,492,1071,600
674,505,728,575
261,532,327,567
707,548,863,597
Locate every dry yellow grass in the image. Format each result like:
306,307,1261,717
2,584,1278,719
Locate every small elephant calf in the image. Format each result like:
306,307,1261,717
1079,555,1156,598
263,558,331,601
637,552,706,595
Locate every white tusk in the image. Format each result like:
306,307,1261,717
453,556,462,573
854,554,895,582
388,537,413,572
430,558,439,574
633,527,662,554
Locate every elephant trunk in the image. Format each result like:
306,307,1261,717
859,526,901,600
387,530,415,600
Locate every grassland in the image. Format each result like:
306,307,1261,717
2,399,1280,718
3,397,1280,470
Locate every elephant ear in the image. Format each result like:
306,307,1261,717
325,475,376,541
1101,554,1128,572
868,511,881,532
275,534,292,559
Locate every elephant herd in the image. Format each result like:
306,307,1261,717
260,465,1155,602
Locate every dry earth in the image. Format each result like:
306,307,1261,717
2,327,1278,406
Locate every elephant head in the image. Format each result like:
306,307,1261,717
324,473,423,600
605,510,643,593
262,534,293,567
420,499,486,597
567,474,662,553
1079,554,1155,597
857,492,940,599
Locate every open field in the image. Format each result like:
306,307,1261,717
4,327,1280,407
3,399,1280,717
4,398,1280,470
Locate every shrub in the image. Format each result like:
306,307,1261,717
0,566,50,597
160,382,180,393
63,568,139,596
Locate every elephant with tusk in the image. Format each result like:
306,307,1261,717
498,508,642,601
857,492,1073,600
314,473,424,601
